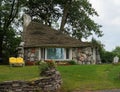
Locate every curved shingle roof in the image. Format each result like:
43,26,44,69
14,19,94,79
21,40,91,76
24,21,92,48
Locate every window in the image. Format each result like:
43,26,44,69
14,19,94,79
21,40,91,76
41,48,45,59
66,48,69,59
47,48,64,59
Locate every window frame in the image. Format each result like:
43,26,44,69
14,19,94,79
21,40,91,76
46,48,64,60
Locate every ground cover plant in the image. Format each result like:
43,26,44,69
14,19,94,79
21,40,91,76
0,64,120,91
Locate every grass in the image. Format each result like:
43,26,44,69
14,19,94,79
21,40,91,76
0,65,39,82
1,64,120,91
58,64,120,91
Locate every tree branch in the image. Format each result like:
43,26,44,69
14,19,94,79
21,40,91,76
60,0,72,32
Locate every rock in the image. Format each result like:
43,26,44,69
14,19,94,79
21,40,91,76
0,68,62,92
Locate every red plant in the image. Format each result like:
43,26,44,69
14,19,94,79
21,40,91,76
26,61,35,65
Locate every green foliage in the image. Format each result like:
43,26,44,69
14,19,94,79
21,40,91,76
90,38,117,63
39,62,49,72
39,60,56,72
91,38,109,63
3,28,21,57
1,65,120,91
26,0,61,26
68,60,77,65
0,0,23,63
1,28,21,64
26,0,103,40
39,60,57,77
100,46,120,64
91,37,104,48
67,0,103,39
112,46,120,58
100,51,115,63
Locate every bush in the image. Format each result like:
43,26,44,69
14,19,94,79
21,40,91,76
68,60,77,65
100,51,115,63
25,61,35,65
35,61,40,65
39,60,57,76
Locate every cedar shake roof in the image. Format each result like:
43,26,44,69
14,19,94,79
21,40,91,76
24,21,92,48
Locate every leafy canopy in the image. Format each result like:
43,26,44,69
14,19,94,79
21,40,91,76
0,0,22,61
26,0,103,40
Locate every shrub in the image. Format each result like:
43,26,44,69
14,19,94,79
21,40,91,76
39,60,56,74
25,61,35,65
68,60,77,65
35,61,40,65
100,51,115,63
45,60,56,68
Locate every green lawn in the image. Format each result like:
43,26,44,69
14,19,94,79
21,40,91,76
0,65,39,82
0,64,120,91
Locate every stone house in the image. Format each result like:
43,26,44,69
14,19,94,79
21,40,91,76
19,14,101,64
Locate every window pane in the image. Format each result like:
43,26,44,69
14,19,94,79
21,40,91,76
47,48,64,59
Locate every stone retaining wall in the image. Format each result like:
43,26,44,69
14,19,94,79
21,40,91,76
0,69,62,92
0,80,39,92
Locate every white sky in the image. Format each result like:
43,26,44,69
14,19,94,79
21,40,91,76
88,0,120,51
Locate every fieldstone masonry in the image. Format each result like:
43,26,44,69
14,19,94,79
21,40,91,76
38,68,62,92
0,69,62,92
0,80,39,92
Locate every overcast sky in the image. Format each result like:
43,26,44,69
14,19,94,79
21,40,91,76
88,0,120,51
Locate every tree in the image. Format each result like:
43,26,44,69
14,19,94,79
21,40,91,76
26,0,103,40
26,0,61,26
112,46,120,57
91,38,120,63
0,0,23,63
2,28,21,64
101,51,115,63
91,38,106,63
91,37,104,50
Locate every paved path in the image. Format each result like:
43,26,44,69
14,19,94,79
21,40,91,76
94,89,120,92
73,89,120,92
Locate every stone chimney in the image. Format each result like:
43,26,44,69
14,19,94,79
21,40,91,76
22,14,31,42
19,14,31,58
23,14,31,27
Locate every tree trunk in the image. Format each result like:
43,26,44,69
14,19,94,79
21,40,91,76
0,36,3,63
60,0,72,33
